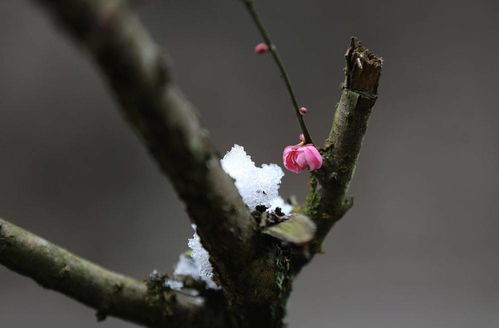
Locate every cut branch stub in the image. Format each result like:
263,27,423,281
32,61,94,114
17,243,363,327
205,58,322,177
304,37,383,255
345,37,383,95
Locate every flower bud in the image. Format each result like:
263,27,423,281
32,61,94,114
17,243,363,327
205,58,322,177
283,144,323,173
254,42,269,54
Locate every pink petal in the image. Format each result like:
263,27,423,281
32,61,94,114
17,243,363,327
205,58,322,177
283,144,322,173
294,150,308,169
302,145,323,171
283,146,302,173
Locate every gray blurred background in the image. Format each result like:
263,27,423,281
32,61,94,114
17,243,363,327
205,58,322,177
1,0,498,327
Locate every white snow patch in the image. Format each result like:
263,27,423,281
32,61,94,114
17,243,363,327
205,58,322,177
186,227,218,289
167,225,219,290
165,279,183,290
221,144,292,214
168,145,291,291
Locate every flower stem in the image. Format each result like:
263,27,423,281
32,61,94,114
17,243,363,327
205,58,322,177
241,0,313,145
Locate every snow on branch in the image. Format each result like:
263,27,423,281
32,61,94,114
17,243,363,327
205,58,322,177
221,145,292,214
168,145,293,291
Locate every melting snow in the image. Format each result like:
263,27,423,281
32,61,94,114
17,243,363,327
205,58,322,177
168,145,291,290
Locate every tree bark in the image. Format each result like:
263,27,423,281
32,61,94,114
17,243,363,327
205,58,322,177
0,1,383,326
304,37,383,257
0,218,229,328
32,0,287,325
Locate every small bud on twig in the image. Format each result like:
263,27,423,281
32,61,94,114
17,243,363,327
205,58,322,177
254,42,269,54
299,133,305,143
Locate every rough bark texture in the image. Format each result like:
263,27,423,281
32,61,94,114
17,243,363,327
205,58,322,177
0,218,229,328
32,0,286,326
0,1,383,327
304,38,383,256
31,0,255,287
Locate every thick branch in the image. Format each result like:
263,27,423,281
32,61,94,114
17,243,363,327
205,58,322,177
32,0,256,296
32,0,286,325
304,38,383,254
0,218,228,328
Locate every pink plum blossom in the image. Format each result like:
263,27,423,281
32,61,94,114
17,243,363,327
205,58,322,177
283,144,323,173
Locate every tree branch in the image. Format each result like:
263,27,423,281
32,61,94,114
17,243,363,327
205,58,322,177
0,218,229,328
31,0,287,325
304,37,383,254
32,0,257,297
12,1,382,326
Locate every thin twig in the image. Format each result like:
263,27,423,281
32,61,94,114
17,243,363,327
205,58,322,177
241,0,313,144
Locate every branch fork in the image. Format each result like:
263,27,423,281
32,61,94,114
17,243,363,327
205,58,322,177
1,1,383,327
